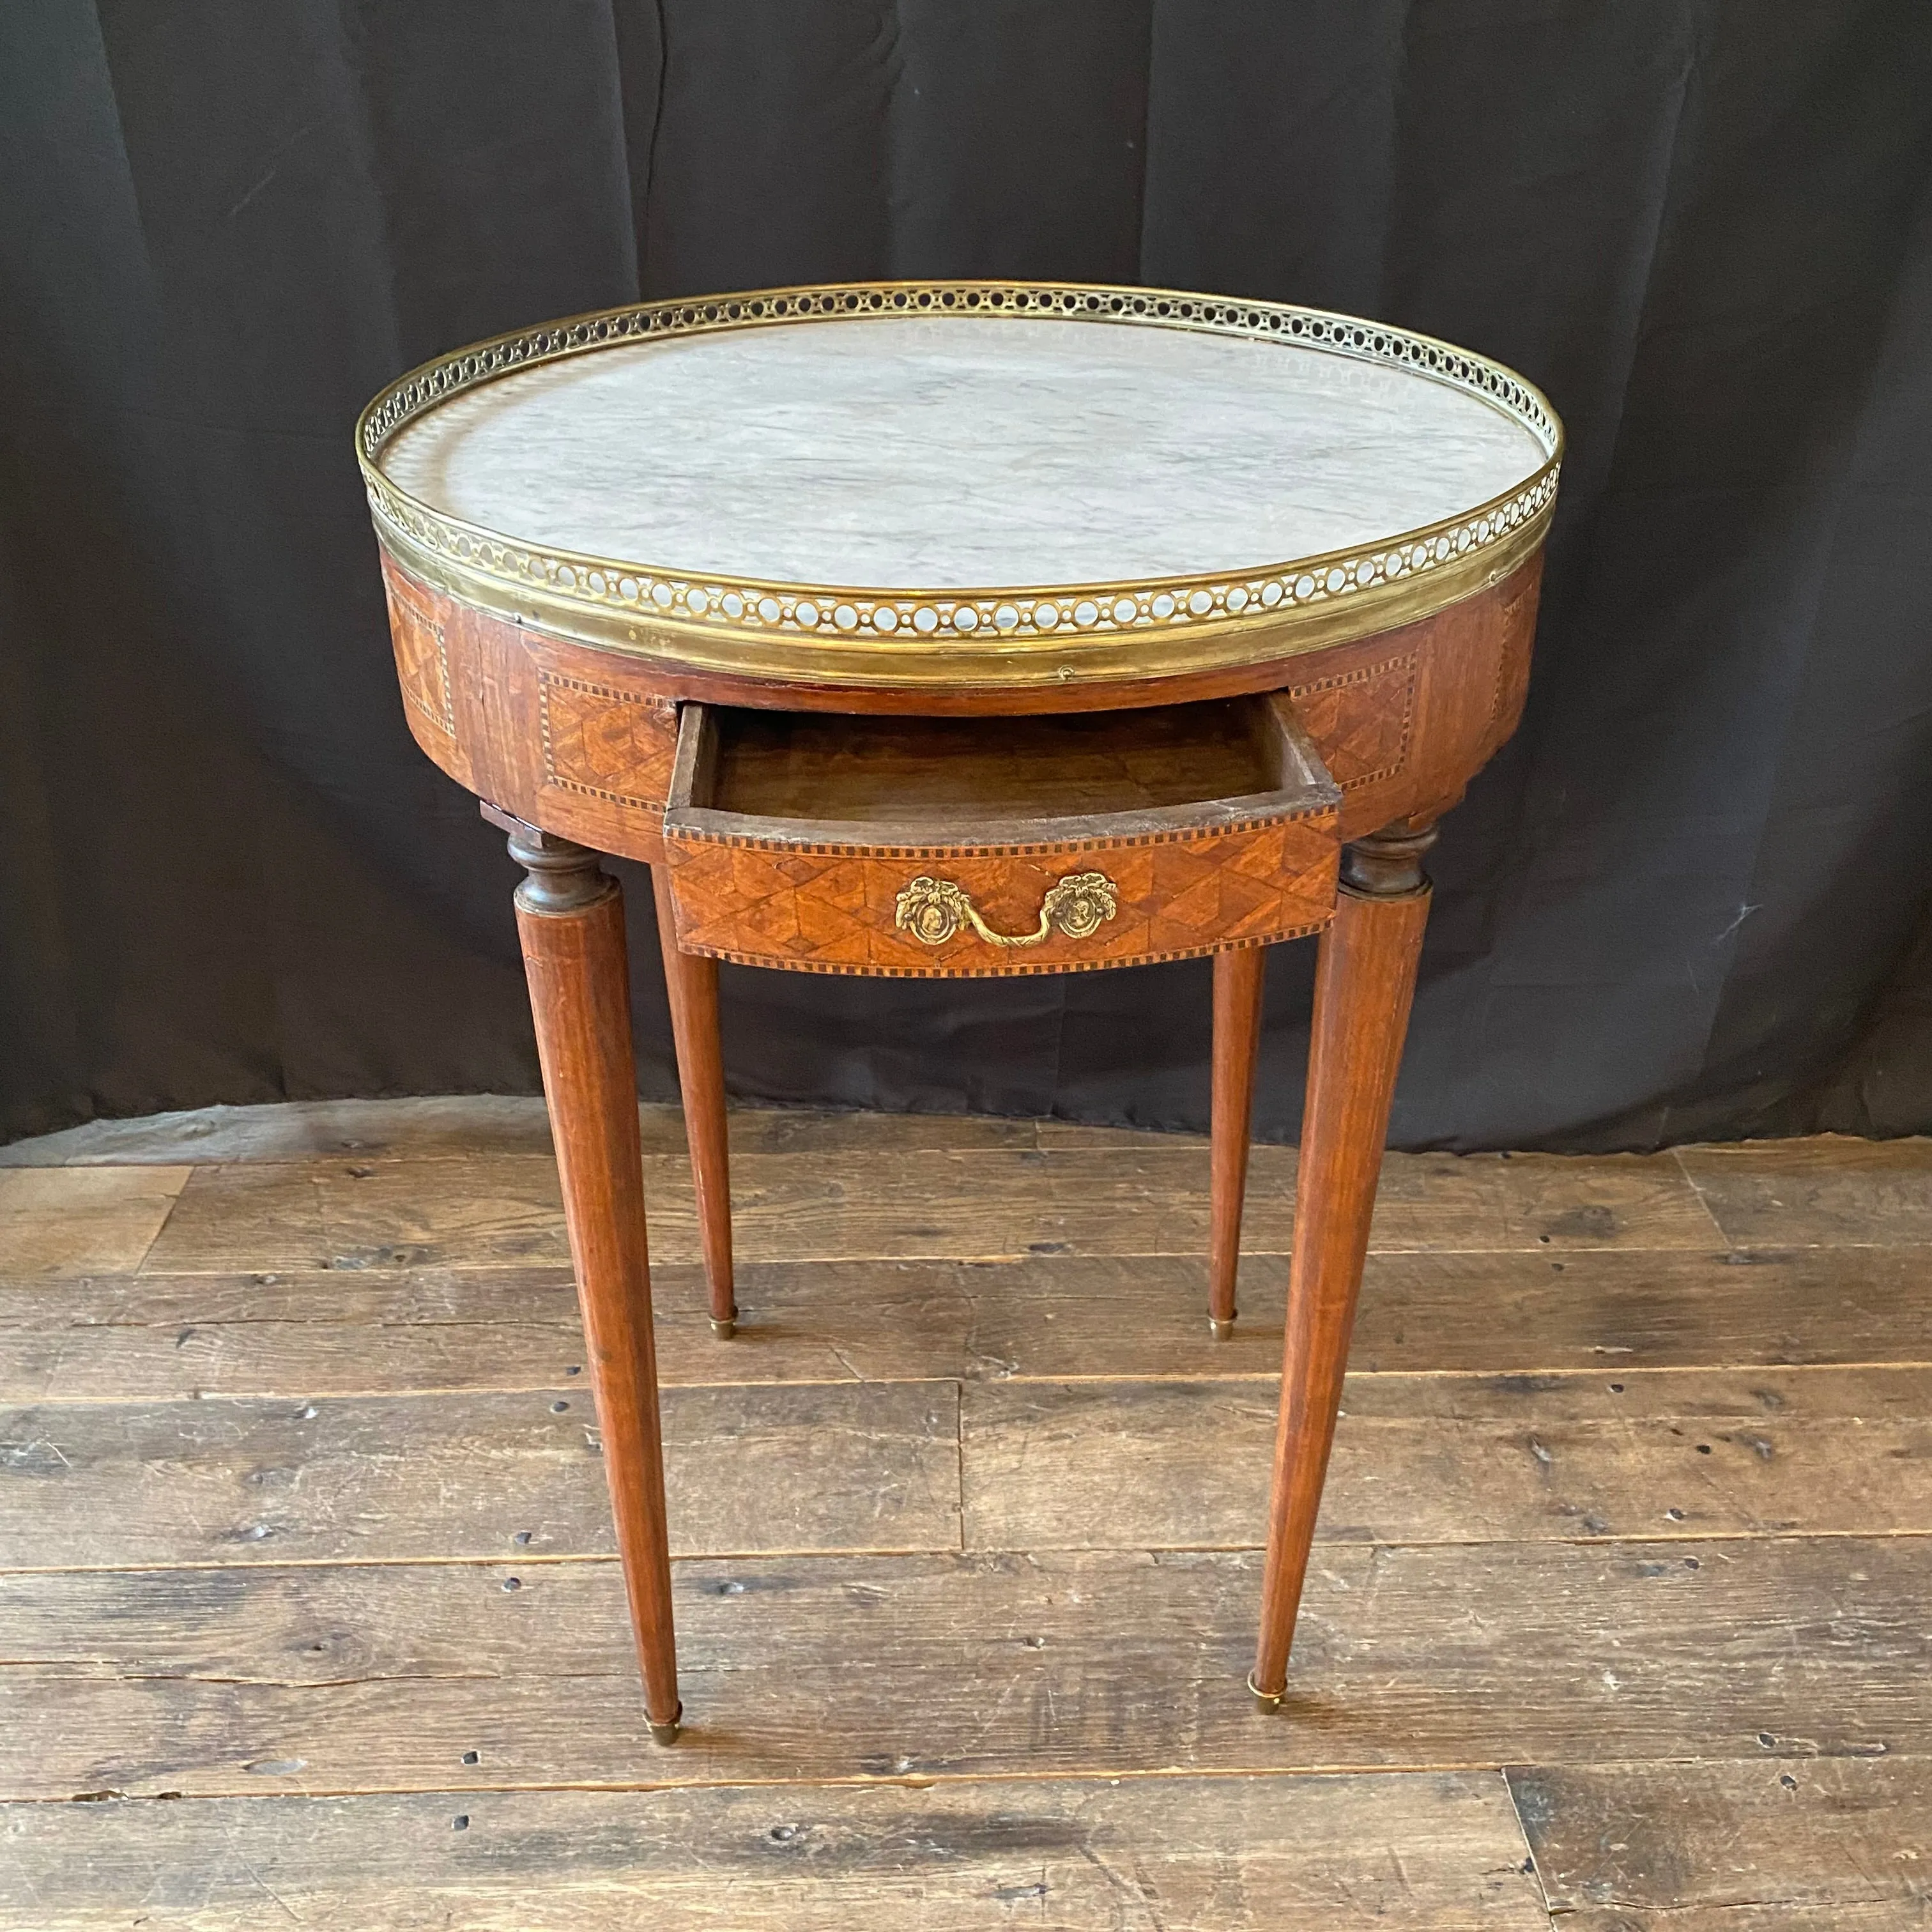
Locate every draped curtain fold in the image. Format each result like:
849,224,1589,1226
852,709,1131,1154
3,0,1929,1149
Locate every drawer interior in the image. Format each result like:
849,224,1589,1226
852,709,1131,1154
667,693,1337,845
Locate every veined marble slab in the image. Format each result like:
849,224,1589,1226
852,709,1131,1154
380,315,1548,592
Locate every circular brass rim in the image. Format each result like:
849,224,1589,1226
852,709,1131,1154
356,280,1563,689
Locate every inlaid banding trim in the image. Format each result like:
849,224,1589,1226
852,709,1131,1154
537,671,678,811
666,806,1338,862
675,923,1331,979
1288,651,1418,793
385,581,454,735
1488,572,1540,732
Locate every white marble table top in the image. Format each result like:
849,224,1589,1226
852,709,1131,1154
379,314,1549,592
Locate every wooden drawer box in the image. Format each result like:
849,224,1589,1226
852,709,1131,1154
661,694,1342,977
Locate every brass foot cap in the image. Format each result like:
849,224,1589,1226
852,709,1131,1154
648,1705,683,1747
1208,1315,1237,1341
1246,1671,1284,1713
710,1315,737,1340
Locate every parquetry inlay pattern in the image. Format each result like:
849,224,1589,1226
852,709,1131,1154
1288,652,1418,792
664,814,1339,977
1489,572,1540,735
539,675,678,810
383,579,452,736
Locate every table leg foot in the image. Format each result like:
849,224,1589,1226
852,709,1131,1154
1209,946,1267,1335
501,812,682,1742
1252,822,1434,1701
648,1707,684,1747
653,866,737,1337
1246,1669,1284,1713
710,1315,737,1340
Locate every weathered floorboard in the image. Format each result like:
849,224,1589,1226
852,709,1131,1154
0,1382,962,1567
0,1167,191,1280
3,1102,1926,1926
960,1367,1932,1551
0,1097,1033,1167
1340,1244,1932,1374
130,1144,1719,1277
6,1245,1930,1401
0,1770,1549,1932
1,1537,1921,1800
10,1367,1922,1574
1676,1136,1932,1249
1509,1755,1932,1929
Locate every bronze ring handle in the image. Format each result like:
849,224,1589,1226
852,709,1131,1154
894,871,1119,948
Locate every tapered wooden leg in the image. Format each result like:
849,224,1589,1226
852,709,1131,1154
502,817,681,1744
1251,823,1435,1708
1208,946,1268,1339
651,866,736,1337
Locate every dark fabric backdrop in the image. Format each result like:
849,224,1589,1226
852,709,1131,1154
4,0,1930,1151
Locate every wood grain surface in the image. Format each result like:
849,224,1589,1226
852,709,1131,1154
8,1244,1929,1403
7,1365,1919,1575
0,1165,189,1276
119,1142,1724,1278
0,1771,1549,1931
0,1097,1034,1165
1508,1756,1932,1929
0,1381,962,1566
4,1536,1924,1799
960,1367,1932,1550
0,1100,1924,1929
1676,1135,1932,1246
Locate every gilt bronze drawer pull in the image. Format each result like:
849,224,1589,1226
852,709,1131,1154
895,871,1120,948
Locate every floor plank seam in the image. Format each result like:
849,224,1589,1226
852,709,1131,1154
1496,1765,1558,1925
7,1524,1929,1579
118,1241,1932,1281
1671,1142,1737,1248
8,1750,1903,1809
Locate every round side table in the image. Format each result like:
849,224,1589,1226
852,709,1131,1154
357,282,1562,1744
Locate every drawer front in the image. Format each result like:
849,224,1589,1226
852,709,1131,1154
663,812,1339,977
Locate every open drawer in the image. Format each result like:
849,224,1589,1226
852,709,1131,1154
660,694,1342,976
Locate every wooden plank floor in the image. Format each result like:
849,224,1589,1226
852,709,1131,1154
1,1101,1929,1928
